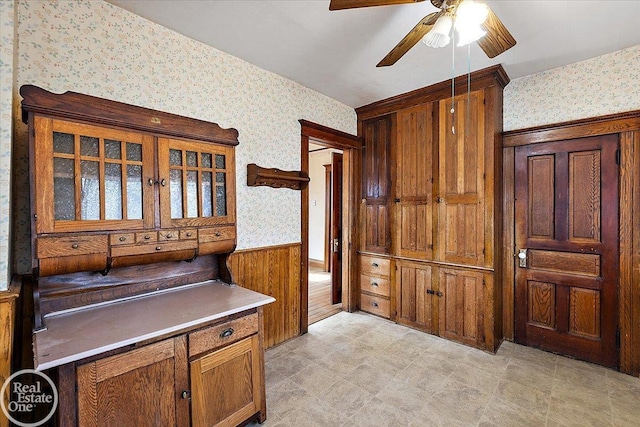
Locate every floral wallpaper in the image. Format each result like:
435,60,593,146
8,0,356,275
504,45,640,131
0,0,15,290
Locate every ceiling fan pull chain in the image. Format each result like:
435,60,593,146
467,43,471,139
451,29,455,135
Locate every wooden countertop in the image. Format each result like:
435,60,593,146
33,281,275,370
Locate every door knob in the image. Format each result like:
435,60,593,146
518,249,527,268
333,238,339,253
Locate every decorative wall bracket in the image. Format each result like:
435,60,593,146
247,163,310,190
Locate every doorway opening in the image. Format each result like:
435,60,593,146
300,120,360,335
308,143,343,324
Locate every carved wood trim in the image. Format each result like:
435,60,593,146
503,110,640,147
355,65,510,120
299,119,361,149
246,163,310,190
20,85,239,146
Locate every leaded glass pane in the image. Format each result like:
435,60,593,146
105,140,122,159
186,151,197,167
104,163,122,220
127,165,143,220
202,172,212,217
80,136,99,157
170,149,182,166
216,173,226,216
53,132,74,154
201,153,212,168
215,154,225,169
186,171,198,218
126,143,142,162
80,161,100,220
170,169,183,219
53,158,75,220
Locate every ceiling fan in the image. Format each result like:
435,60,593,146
329,0,516,67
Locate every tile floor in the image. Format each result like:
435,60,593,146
249,311,640,427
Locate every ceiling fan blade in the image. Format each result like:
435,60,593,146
476,6,516,58
377,11,443,67
329,0,426,11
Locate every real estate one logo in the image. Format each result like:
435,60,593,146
1,369,58,427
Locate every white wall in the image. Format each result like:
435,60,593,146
0,0,15,290
308,150,333,262
504,45,640,131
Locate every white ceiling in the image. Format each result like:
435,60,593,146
106,0,640,108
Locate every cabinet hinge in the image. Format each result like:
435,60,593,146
615,149,621,165
616,330,620,349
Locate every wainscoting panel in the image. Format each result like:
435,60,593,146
229,243,301,349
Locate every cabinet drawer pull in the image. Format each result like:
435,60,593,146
155,246,162,251
214,231,222,237
186,232,193,237
144,235,151,240
371,282,379,287
71,244,79,249
371,262,378,268
220,328,234,338
371,302,379,308
166,233,174,239
119,236,126,242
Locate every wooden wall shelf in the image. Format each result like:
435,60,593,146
247,163,309,190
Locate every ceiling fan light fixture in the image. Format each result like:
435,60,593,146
456,25,486,46
453,0,489,46
422,14,453,48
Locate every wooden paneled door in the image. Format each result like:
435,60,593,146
514,135,619,368
396,104,435,260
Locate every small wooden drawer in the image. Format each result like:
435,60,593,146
198,226,236,243
360,255,391,278
110,233,136,246
158,230,179,241
180,229,197,240
110,240,196,257
360,293,390,319
37,235,108,258
135,231,158,243
360,274,390,297
188,312,258,357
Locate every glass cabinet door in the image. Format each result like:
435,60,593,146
158,138,235,228
35,118,154,233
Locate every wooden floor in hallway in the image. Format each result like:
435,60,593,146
308,264,341,325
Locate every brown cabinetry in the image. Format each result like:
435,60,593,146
361,115,392,254
359,254,392,319
59,307,267,427
357,66,507,352
22,86,237,278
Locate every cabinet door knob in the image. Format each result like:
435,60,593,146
214,232,222,237
155,246,162,251
71,244,79,249
148,178,154,187
186,232,193,237
166,234,173,239
181,390,191,400
436,197,445,203
144,235,151,240
220,328,234,338
160,178,166,187
119,236,126,242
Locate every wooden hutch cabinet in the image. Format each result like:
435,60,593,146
356,65,507,352
19,85,274,427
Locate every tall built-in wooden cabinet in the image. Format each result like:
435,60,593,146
357,66,507,352
19,85,273,426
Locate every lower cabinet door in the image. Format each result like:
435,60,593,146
190,335,261,427
438,267,486,348
76,337,189,427
396,261,436,333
